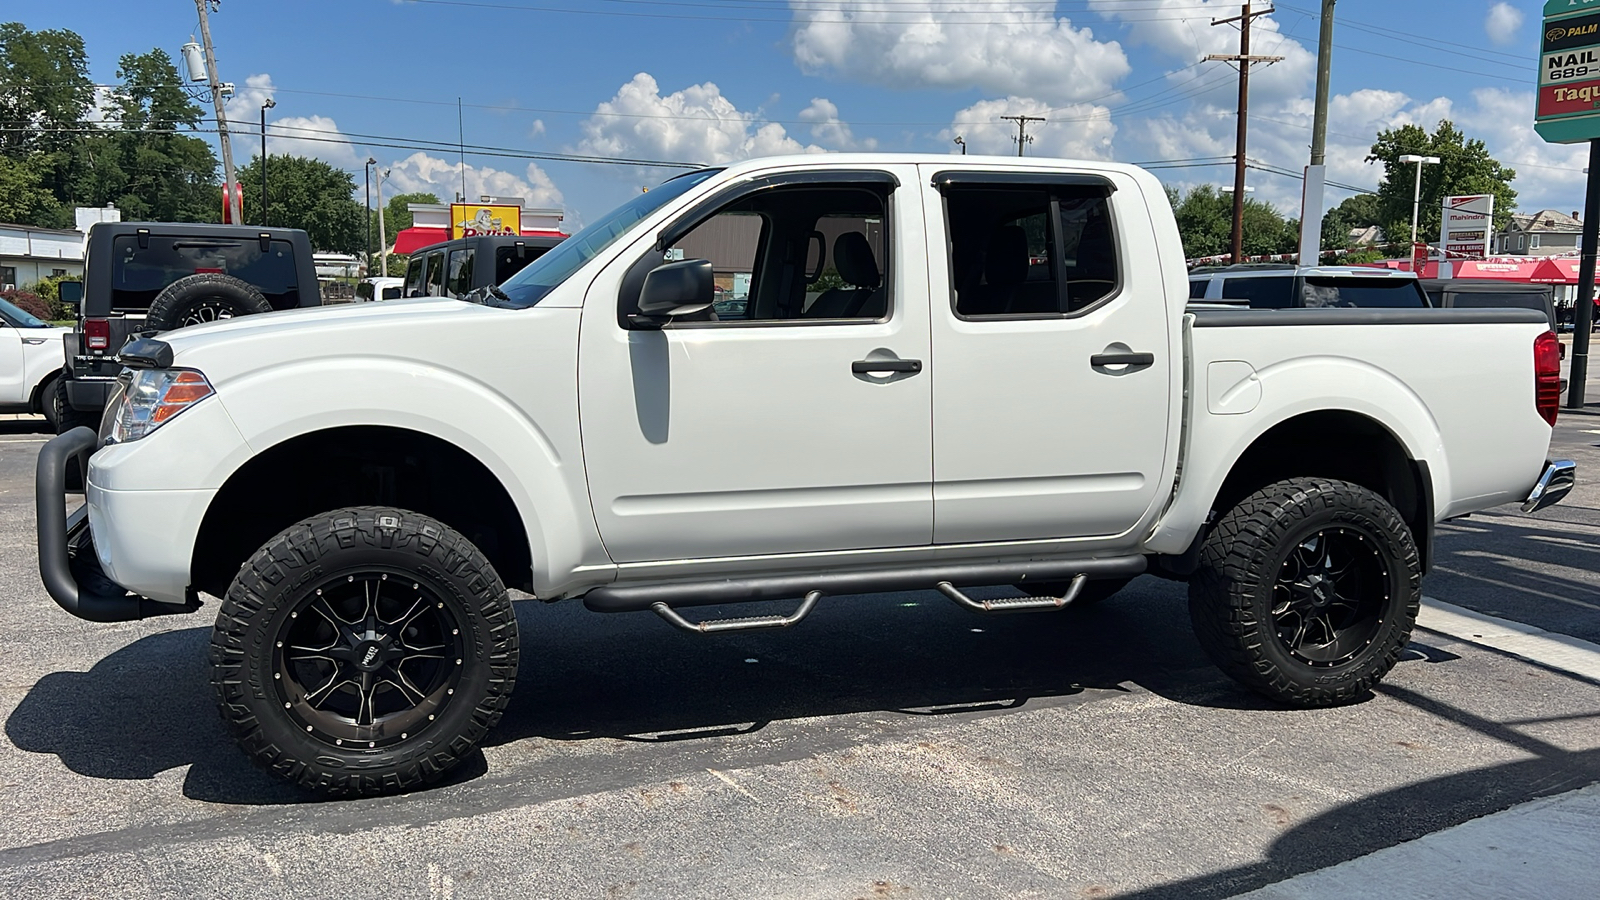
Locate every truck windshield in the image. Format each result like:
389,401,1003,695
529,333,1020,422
490,169,720,309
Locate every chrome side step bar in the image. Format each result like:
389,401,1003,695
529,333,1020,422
936,575,1086,612
651,591,823,634
584,555,1146,613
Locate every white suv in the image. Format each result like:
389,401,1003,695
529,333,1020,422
1188,264,1430,309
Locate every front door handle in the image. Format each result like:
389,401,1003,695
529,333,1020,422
852,358,923,374
1090,351,1155,368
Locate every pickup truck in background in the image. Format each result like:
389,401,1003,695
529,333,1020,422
36,154,1574,796
54,222,322,433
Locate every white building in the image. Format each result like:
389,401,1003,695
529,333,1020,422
0,223,84,290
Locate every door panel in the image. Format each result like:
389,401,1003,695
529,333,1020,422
579,166,933,563
922,166,1172,544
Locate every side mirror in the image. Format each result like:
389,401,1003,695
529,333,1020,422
57,280,82,309
632,258,714,327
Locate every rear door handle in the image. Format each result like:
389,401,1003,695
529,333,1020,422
852,358,923,374
1090,352,1155,368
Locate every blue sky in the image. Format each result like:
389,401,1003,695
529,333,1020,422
19,1,1578,230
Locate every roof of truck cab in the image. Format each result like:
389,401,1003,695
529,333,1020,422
687,153,1155,181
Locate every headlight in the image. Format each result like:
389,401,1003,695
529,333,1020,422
105,368,214,444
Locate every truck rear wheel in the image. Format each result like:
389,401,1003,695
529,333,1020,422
1188,478,1420,708
210,507,519,796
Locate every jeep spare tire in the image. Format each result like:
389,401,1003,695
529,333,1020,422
146,273,272,330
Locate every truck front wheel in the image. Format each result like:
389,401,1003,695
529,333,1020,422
210,507,519,795
1188,478,1420,708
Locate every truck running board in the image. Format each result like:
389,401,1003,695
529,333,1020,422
583,555,1146,613
651,592,823,634
936,575,1087,612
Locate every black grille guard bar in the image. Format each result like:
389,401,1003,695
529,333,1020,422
35,427,197,622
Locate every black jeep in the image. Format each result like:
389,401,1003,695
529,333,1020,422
55,222,321,432
402,234,564,299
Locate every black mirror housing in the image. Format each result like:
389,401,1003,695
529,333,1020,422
636,258,714,320
57,280,83,308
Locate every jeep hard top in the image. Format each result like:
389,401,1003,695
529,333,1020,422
402,234,565,299
57,222,321,432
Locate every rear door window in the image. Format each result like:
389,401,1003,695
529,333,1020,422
381,285,402,301
111,235,298,310
1188,279,1209,300
404,257,425,297
1301,278,1426,308
1220,276,1294,308
424,251,446,297
447,248,475,297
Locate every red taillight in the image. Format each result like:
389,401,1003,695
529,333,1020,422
1535,331,1561,427
85,318,110,351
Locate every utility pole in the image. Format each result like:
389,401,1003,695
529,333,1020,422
1000,114,1044,156
1300,0,1336,266
376,167,390,277
1207,3,1283,263
194,0,240,225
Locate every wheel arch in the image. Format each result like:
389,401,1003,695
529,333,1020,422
191,425,534,597
1207,409,1434,572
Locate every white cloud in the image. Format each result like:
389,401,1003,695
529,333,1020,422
1455,88,1586,216
1089,0,1316,105
574,72,821,166
223,73,277,123
942,96,1116,160
798,98,876,150
383,152,565,211
265,115,361,169
791,0,1130,105
1485,3,1524,45
83,86,118,124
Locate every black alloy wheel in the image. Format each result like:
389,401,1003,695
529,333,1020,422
177,298,243,326
276,571,467,750
212,507,518,796
1188,477,1420,708
1269,528,1388,668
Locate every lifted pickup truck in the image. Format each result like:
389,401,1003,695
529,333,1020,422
37,154,1575,796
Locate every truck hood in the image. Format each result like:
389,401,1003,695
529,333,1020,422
155,297,511,379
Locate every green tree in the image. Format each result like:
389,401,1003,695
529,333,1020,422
0,23,93,157
1170,184,1298,260
1367,120,1517,243
0,154,54,223
56,48,219,223
1320,193,1384,251
239,153,364,252
375,191,439,246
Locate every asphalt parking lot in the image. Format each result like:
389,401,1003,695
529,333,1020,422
1,395,1597,899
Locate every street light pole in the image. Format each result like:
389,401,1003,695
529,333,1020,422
1400,153,1441,247
376,167,390,277
260,97,274,226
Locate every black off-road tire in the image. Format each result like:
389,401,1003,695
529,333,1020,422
52,376,99,435
1010,577,1132,607
210,507,519,796
146,273,272,331
1188,477,1420,708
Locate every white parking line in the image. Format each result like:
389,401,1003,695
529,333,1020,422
0,438,47,444
1419,597,1600,683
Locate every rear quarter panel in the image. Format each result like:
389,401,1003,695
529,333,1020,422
1147,314,1554,553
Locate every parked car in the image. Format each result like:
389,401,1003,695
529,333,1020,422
401,234,564,299
354,276,405,303
54,222,321,433
1420,279,1556,328
38,154,1573,797
1189,264,1430,309
0,295,70,429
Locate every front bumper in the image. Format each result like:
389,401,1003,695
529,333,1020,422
1522,459,1577,514
35,427,200,622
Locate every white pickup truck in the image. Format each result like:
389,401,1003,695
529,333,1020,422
36,154,1575,796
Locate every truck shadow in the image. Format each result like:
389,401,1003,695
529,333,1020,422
5,579,1265,805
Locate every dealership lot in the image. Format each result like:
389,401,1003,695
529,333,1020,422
0,410,1596,899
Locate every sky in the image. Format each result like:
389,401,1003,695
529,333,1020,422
17,0,1580,232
